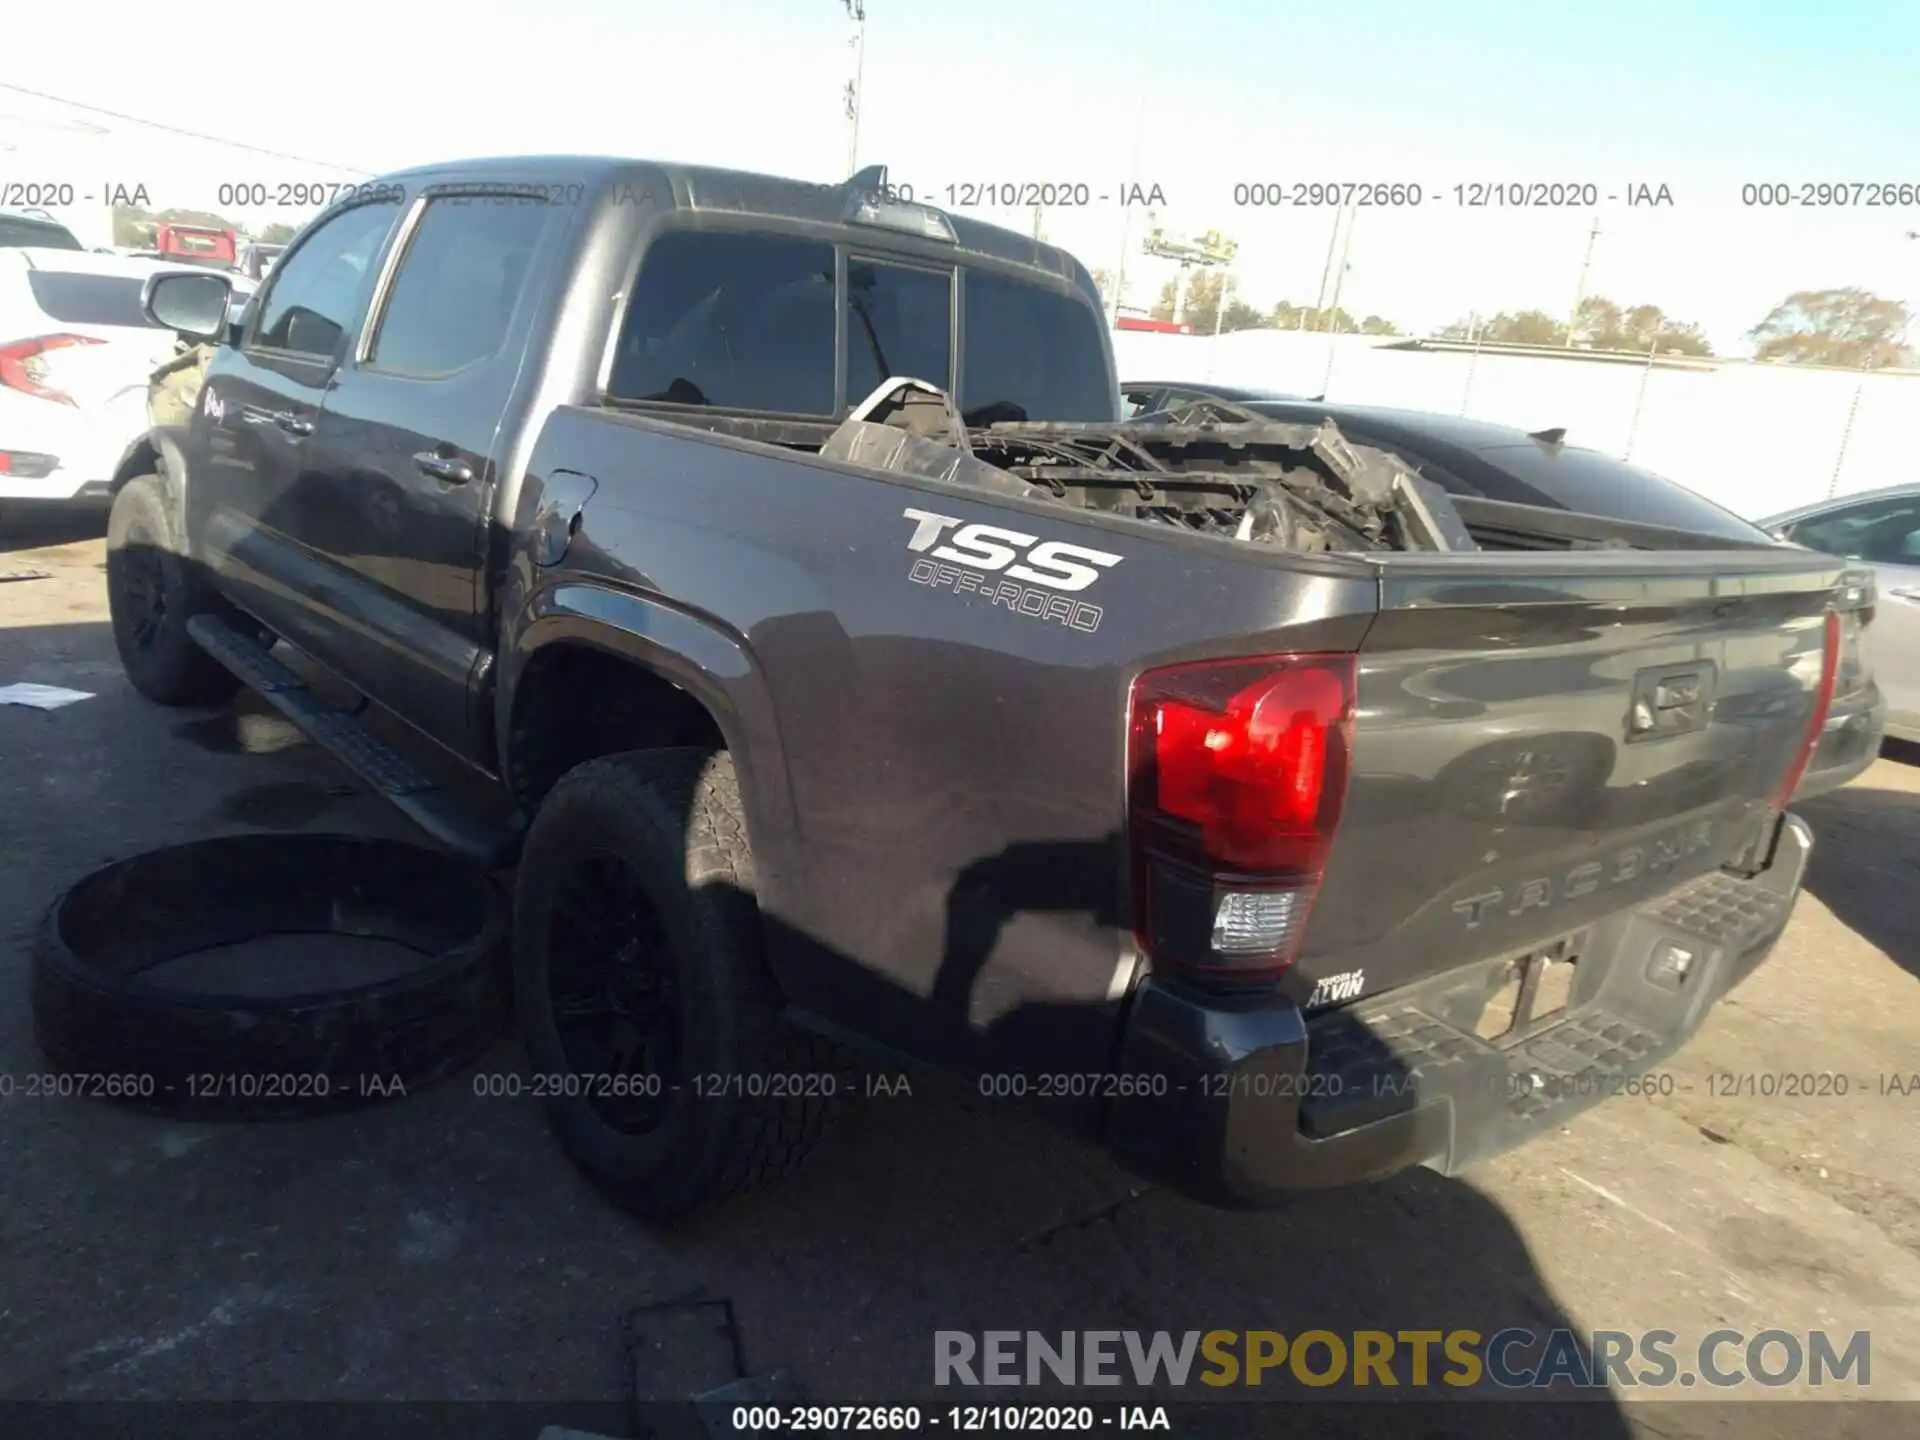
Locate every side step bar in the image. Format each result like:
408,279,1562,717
186,615,522,870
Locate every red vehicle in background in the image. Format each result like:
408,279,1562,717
151,224,237,269
1114,313,1191,334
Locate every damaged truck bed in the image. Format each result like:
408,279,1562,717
813,383,1764,560
819,382,1475,555
110,154,1866,1218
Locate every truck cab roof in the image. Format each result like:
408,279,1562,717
369,155,1096,296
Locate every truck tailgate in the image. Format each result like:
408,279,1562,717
1302,547,1844,997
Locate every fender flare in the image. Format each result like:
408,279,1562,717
109,427,195,546
498,581,802,897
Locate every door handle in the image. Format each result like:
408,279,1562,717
274,412,313,437
414,451,474,485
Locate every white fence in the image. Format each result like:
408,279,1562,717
1110,329,1916,522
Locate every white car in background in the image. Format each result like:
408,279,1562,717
0,208,86,251
0,248,253,527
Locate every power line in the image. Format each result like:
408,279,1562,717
0,81,372,175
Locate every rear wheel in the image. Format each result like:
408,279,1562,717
105,474,242,707
512,748,831,1220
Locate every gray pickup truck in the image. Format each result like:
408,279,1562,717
109,156,1850,1219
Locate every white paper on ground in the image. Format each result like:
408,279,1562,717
0,683,96,710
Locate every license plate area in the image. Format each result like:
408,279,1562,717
1442,932,1590,1048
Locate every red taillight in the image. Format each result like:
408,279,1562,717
1128,654,1356,983
1773,609,1842,808
0,334,106,405
0,451,61,479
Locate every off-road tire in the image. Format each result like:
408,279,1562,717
105,473,242,706
513,748,831,1220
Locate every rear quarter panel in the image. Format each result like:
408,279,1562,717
502,406,1379,1090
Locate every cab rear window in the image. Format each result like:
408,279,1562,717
606,229,1112,423
960,271,1114,424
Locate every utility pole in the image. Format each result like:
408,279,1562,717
1829,371,1868,500
1323,204,1357,324
1212,271,1233,338
1825,228,1915,493
1623,336,1658,461
1107,0,1163,327
1203,271,1233,382
1567,214,1601,346
1319,204,1358,395
1142,224,1236,330
1311,208,1342,328
1460,311,1484,415
1902,232,1917,358
843,0,866,177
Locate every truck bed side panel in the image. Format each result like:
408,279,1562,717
509,406,1380,1085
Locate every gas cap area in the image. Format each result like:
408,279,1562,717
530,469,599,567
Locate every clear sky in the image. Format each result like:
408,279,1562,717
6,0,1917,353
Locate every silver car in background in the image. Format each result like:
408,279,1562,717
1763,484,1920,744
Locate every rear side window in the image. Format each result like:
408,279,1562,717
0,216,83,250
609,230,837,414
367,198,548,376
23,272,158,328
960,272,1114,424
844,258,952,406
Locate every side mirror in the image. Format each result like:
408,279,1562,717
142,271,234,343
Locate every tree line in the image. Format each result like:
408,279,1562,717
1437,289,1913,367
1096,263,1913,370
1439,298,1713,355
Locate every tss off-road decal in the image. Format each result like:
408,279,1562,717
901,507,1123,633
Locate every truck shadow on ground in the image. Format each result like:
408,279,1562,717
1798,774,1920,980
503,728,1637,1428
648,876,1639,1431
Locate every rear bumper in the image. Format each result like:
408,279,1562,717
1103,812,1812,1207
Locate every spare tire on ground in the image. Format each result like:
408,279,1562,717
32,833,509,1120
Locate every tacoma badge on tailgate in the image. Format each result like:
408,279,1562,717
1451,818,1720,929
